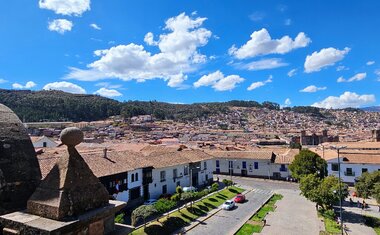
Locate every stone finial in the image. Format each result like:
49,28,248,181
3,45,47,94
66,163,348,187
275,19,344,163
60,127,84,147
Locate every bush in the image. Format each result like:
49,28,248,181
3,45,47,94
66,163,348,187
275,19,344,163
320,209,336,220
222,179,233,186
154,198,177,214
211,183,219,192
171,193,180,202
131,205,157,226
115,213,125,224
176,186,183,195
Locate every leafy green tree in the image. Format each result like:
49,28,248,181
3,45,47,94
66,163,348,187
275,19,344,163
289,149,327,180
300,174,348,210
131,205,157,227
372,183,380,204
355,171,380,199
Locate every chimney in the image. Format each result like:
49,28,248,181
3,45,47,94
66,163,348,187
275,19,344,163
103,148,108,158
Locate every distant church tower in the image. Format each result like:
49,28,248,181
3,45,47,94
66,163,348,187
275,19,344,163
372,130,380,142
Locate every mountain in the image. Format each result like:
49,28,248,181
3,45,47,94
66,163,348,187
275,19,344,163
362,106,380,112
0,89,121,122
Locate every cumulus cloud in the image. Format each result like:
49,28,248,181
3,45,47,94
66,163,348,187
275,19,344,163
0,78,8,84
247,75,272,91
287,68,297,77
300,85,327,93
94,88,122,97
193,70,245,91
366,61,375,66
376,69,380,81
39,0,90,16
12,81,37,89
90,23,101,30
144,32,157,46
48,19,73,34
229,28,311,59
65,13,212,88
238,58,288,71
337,72,366,83
43,81,86,94
336,65,348,71
304,47,350,73
312,91,375,109
284,98,291,106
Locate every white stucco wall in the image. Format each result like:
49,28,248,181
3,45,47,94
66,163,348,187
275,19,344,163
328,160,380,183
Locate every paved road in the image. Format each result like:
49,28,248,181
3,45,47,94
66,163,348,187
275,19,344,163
217,175,322,235
187,188,273,235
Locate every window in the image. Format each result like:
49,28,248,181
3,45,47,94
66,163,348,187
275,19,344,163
216,160,220,168
229,161,233,169
173,169,178,178
346,168,353,176
135,173,138,181
206,174,209,181
160,171,166,182
131,173,135,182
242,161,247,169
204,161,207,170
184,166,189,175
254,162,259,169
43,142,47,147
162,185,167,194
331,163,339,171
280,164,287,172
362,168,368,173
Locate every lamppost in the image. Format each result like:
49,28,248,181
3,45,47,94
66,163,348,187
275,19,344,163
331,145,347,235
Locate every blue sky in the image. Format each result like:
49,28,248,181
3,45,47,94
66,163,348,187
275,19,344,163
1,0,380,108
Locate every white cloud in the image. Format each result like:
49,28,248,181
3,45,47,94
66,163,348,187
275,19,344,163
229,28,311,59
366,60,375,66
144,32,157,46
287,68,297,77
94,88,122,97
66,13,212,88
284,98,291,106
300,85,327,93
0,78,8,84
337,72,366,83
48,19,73,34
239,58,288,71
304,47,350,73
312,91,375,109
39,0,90,16
336,65,348,71
247,76,272,91
43,81,86,94
284,19,292,26
193,70,245,91
12,81,37,89
95,82,122,89
90,23,101,30
376,69,380,81
249,12,265,21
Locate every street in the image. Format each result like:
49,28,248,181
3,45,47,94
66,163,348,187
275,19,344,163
186,187,273,235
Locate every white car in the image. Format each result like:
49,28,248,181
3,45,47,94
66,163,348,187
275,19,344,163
183,186,197,192
222,200,235,210
143,199,157,205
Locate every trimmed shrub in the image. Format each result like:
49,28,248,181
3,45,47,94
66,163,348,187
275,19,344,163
154,198,177,214
211,183,219,192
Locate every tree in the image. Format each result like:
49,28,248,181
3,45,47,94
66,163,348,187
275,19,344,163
131,205,157,227
300,174,348,210
153,198,176,214
355,171,380,199
289,149,327,180
372,183,380,204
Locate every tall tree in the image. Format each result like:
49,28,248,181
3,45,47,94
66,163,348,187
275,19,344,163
289,149,327,180
355,171,380,199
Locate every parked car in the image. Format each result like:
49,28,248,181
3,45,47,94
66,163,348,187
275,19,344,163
183,186,197,192
143,199,157,205
222,200,235,210
234,194,246,203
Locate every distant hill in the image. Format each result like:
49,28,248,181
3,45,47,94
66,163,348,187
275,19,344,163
0,89,367,123
362,106,380,112
0,89,121,122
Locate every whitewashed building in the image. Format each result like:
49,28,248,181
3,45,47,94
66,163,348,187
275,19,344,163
32,135,58,148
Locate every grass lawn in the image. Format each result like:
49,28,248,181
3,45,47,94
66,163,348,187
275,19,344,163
235,194,283,235
131,186,244,235
364,216,380,235
235,224,262,235
323,217,341,234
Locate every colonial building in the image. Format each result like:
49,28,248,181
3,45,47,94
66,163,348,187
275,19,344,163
293,130,339,146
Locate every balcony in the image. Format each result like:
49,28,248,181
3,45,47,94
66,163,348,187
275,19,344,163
344,171,355,176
